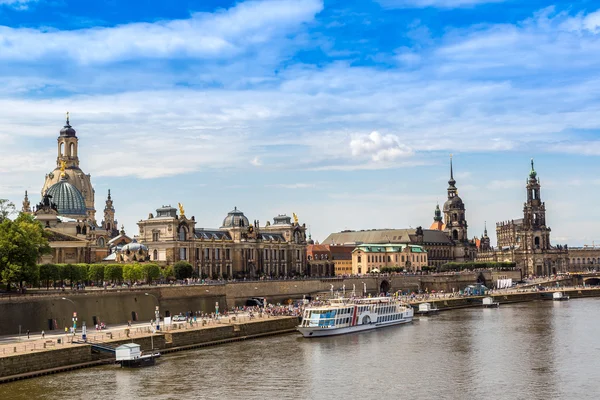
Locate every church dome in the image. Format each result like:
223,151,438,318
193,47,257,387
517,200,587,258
221,206,249,228
443,195,464,212
46,178,87,216
60,121,76,137
121,239,148,253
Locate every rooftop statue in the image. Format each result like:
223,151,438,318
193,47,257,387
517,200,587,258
178,202,185,216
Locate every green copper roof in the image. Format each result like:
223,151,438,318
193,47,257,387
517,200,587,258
529,158,537,179
352,244,427,253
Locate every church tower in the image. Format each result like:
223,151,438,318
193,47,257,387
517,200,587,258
22,191,31,214
57,112,80,169
42,114,96,222
103,189,116,234
443,155,468,242
523,159,550,250
480,221,491,251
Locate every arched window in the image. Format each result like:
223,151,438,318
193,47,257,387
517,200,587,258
178,226,187,241
534,237,540,248
97,237,105,247
69,143,75,157
60,142,65,156
452,230,459,240
357,256,361,263
153,249,158,260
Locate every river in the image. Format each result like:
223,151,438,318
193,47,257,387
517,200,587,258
2,298,599,399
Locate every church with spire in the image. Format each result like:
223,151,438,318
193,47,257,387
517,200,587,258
21,114,126,264
476,159,569,276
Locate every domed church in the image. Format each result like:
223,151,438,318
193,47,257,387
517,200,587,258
22,114,125,264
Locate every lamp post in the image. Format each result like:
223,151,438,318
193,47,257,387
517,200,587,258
61,297,77,336
145,293,160,332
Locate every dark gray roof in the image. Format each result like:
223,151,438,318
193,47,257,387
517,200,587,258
222,207,249,228
194,229,232,240
323,229,453,246
260,233,286,241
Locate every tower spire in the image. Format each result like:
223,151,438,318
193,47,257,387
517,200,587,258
66,111,70,126
484,221,488,236
22,190,31,213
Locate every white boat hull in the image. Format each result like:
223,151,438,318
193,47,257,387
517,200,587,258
297,316,413,338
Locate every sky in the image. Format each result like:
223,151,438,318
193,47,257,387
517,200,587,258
1,0,600,247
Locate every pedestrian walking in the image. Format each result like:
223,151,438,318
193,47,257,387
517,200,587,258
41,330,45,339
26,329,30,339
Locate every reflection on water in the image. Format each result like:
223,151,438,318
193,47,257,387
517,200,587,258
2,299,600,400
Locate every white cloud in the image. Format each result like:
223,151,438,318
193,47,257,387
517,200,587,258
377,0,504,9
0,0,323,64
270,183,315,189
0,0,36,10
350,131,413,162
250,156,262,166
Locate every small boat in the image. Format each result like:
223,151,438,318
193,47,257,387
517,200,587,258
416,302,439,315
115,343,160,368
552,291,569,301
297,297,413,338
482,297,499,308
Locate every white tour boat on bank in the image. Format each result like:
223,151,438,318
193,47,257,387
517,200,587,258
297,297,414,338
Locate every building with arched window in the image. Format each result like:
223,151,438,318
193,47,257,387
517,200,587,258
476,160,568,276
137,206,308,279
22,115,122,264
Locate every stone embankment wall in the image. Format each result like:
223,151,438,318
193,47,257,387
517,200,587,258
0,317,298,381
0,271,521,335
0,346,92,378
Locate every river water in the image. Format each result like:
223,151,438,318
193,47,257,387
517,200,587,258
2,299,600,400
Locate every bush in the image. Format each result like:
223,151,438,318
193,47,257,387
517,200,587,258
173,261,193,280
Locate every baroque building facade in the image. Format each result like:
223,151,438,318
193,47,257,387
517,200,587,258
137,205,308,279
22,115,120,264
323,156,477,269
476,160,569,276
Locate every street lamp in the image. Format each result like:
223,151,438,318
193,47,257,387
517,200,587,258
145,293,160,332
61,297,77,336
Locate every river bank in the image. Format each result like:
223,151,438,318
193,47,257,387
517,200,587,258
2,286,599,384
0,315,299,384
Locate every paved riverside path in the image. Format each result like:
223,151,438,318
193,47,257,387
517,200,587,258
0,313,286,357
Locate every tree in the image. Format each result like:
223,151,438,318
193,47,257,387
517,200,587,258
88,264,105,285
39,263,59,289
160,265,174,281
104,264,123,283
0,199,15,223
123,264,142,284
0,213,50,291
173,261,193,280
141,263,160,284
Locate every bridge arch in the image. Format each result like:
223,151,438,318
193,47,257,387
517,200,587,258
584,277,600,286
380,279,390,294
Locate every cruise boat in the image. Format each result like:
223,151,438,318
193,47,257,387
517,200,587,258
297,297,414,338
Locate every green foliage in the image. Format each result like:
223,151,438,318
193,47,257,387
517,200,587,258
104,264,123,283
39,263,59,289
380,266,405,273
123,263,143,283
88,264,105,284
141,263,160,284
173,261,193,280
0,213,50,290
161,265,174,281
0,199,16,223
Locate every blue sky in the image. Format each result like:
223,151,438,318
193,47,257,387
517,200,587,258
1,0,600,246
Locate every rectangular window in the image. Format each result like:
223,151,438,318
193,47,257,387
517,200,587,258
180,247,187,260
226,249,230,260
216,248,220,260
358,256,362,263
